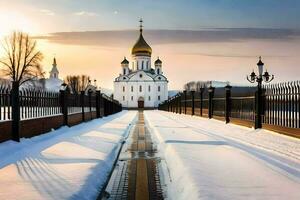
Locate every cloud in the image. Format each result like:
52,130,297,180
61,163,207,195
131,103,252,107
39,9,55,16
36,28,300,47
73,11,99,16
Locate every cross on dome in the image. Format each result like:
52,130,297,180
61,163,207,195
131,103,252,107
139,18,143,33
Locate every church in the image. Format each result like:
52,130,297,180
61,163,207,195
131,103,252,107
114,20,168,109
44,57,63,91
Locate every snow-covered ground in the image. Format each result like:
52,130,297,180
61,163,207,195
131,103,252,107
145,110,300,200
0,110,137,200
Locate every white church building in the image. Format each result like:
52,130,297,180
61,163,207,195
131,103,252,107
114,20,168,109
44,57,63,91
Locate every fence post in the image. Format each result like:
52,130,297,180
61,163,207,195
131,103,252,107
255,82,263,129
179,94,182,114
208,86,215,119
60,89,68,126
100,92,103,117
175,96,178,113
225,85,232,123
200,88,204,116
11,81,20,142
88,90,92,119
80,91,85,121
96,90,101,118
184,90,187,114
191,91,195,116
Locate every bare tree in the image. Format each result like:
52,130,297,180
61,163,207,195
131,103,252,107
184,81,196,92
0,31,44,86
78,75,91,92
65,75,91,93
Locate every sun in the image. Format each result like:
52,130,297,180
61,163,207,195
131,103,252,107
0,11,36,38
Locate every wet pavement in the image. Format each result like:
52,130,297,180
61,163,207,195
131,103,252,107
100,111,164,200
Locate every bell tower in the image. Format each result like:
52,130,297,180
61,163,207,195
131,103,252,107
49,57,59,79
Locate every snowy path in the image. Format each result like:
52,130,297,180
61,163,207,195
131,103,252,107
145,110,300,200
0,111,137,200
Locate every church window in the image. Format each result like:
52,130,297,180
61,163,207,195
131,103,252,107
131,86,133,92
123,77,126,80
131,96,133,101
148,85,151,92
123,96,125,101
123,68,126,75
142,61,144,69
146,61,149,68
158,77,161,80
139,85,142,92
139,74,143,78
123,86,125,92
148,96,151,101
158,86,161,92
158,95,161,101
157,68,160,74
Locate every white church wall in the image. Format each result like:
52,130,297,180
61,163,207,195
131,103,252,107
114,79,168,108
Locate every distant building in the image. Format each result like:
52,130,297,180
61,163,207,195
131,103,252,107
114,20,168,108
44,57,63,91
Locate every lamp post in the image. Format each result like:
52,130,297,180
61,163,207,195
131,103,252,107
207,81,215,119
247,56,274,129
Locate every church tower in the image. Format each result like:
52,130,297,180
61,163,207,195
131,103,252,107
131,19,152,71
49,57,59,79
155,57,162,74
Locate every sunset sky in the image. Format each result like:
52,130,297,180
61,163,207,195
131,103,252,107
0,0,300,89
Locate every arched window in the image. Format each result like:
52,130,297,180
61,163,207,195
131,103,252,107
131,86,133,92
146,61,149,69
123,68,126,75
123,86,125,92
157,68,160,74
131,96,133,101
139,85,142,92
123,96,125,101
158,95,161,101
142,61,144,70
148,85,151,92
137,61,139,70
148,96,151,101
158,86,161,92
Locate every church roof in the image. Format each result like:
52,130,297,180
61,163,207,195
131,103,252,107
121,57,129,64
155,57,162,64
131,20,152,57
115,70,168,82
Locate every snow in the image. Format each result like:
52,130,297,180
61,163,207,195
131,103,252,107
44,78,63,91
145,110,300,200
0,110,137,200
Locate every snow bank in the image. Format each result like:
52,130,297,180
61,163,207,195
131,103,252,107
0,111,137,200
145,110,300,200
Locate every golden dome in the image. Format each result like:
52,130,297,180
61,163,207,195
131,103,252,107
131,21,152,56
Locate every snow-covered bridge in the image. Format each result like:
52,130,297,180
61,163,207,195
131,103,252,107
0,110,299,199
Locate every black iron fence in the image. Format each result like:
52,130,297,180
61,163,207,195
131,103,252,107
159,81,300,137
263,82,300,128
0,83,122,142
0,86,11,121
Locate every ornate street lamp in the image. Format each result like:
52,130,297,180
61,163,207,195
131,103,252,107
247,56,274,85
247,56,274,129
